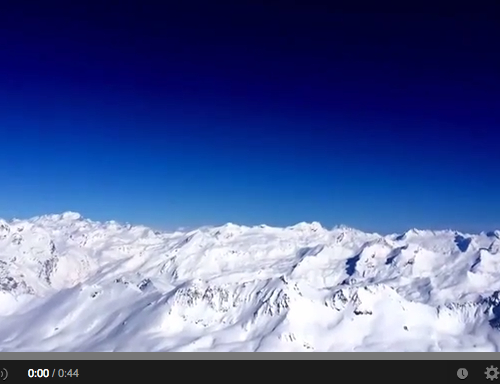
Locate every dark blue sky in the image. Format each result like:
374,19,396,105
0,3,499,233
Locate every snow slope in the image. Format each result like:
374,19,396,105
1,211,500,352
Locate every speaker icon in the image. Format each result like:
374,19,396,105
0,368,7,381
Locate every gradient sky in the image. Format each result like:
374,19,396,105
0,3,499,233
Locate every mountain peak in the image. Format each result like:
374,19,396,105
289,221,324,232
1,212,500,352
31,211,83,223
61,211,82,221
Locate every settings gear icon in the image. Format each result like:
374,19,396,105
485,366,499,380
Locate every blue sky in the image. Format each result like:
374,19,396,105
0,4,499,233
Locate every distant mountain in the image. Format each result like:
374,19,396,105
0,211,499,351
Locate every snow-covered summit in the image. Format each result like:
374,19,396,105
0,212,500,352
288,221,325,232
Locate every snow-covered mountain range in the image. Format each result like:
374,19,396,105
1,211,500,352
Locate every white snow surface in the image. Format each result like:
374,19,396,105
1,212,500,352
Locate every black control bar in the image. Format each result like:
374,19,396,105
2,360,498,383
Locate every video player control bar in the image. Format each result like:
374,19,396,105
2,360,498,383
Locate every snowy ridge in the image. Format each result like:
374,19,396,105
1,212,500,351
